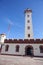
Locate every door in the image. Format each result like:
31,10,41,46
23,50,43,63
25,45,33,56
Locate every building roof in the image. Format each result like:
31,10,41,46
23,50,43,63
24,8,32,13
4,39,43,44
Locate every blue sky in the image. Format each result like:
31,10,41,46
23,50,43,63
0,0,43,39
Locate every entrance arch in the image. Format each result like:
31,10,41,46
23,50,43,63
25,45,34,56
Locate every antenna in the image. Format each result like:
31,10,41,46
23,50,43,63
7,23,11,38
8,24,11,32
7,18,14,38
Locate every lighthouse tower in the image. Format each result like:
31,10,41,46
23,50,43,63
24,9,33,39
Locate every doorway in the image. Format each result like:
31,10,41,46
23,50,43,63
25,45,33,56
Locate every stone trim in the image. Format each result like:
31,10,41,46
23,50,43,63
1,54,24,56
1,54,43,57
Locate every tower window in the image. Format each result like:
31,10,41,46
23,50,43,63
39,46,43,53
28,26,30,29
5,45,9,52
28,34,30,37
27,20,30,23
27,15,29,17
16,45,19,52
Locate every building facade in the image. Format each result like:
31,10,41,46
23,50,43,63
1,39,43,56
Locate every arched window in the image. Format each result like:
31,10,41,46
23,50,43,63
39,45,43,53
27,15,29,17
28,34,30,37
5,45,9,51
27,20,30,23
16,45,19,52
27,26,30,29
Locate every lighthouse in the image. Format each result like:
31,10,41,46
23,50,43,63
24,9,33,39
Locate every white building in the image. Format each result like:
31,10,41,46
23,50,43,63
1,39,43,57
0,9,43,57
0,34,6,43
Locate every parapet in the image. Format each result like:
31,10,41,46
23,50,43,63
4,39,43,44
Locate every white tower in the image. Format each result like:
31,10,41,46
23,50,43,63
0,34,6,43
24,9,33,39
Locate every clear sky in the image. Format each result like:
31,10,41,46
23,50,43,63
0,0,43,39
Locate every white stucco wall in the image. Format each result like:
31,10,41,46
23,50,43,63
0,34,6,43
0,44,1,48
1,43,43,56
